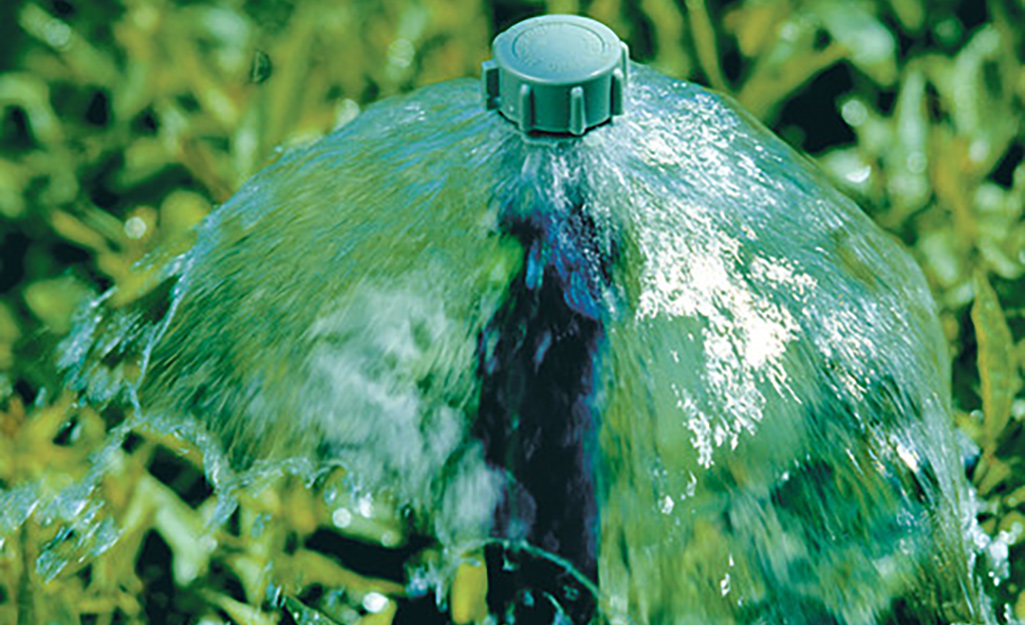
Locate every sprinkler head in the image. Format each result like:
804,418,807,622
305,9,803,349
482,15,629,136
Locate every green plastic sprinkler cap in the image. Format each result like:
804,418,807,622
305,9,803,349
482,15,629,136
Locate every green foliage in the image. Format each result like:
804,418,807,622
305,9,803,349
974,270,1019,448
0,0,1022,623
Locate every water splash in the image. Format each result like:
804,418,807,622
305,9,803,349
31,64,1010,623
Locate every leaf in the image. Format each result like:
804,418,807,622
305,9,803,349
204,591,278,625
23,276,92,335
451,555,488,625
885,64,930,222
684,0,727,91
723,0,788,59
808,0,898,86
283,595,345,625
972,271,1021,445
638,0,690,78
885,0,924,31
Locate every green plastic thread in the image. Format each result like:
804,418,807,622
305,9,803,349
482,15,630,136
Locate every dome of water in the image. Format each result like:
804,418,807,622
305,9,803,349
58,14,1003,625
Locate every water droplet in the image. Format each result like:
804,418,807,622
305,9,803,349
894,439,920,473
125,216,147,240
659,495,675,514
334,99,360,129
356,495,374,517
362,592,389,613
44,19,71,50
332,508,352,528
845,164,872,184
841,100,868,127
